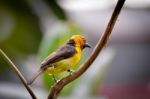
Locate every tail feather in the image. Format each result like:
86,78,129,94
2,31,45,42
27,69,43,85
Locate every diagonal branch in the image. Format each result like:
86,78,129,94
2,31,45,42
48,0,126,99
0,49,37,99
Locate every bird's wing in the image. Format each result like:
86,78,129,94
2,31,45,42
40,45,76,70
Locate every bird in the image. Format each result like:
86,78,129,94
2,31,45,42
27,35,91,85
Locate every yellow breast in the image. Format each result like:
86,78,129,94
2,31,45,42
46,47,81,74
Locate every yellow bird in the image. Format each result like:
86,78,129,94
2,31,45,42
27,35,91,85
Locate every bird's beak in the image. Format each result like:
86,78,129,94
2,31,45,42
84,43,91,48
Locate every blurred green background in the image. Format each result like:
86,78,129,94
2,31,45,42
0,0,150,99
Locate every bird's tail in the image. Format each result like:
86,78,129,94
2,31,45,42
27,69,43,85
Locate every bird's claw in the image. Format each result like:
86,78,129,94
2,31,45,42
67,69,74,75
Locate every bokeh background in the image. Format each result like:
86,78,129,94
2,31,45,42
0,0,150,99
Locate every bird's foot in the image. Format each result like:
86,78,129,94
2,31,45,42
67,69,74,75
52,75,57,83
56,80,60,83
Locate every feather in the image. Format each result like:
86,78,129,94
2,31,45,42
40,45,76,70
27,69,43,85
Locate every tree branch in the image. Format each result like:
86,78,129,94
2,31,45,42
48,0,126,99
0,49,37,99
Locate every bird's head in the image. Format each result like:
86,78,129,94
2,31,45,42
67,35,91,50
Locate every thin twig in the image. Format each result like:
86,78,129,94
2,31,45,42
48,0,126,99
0,49,37,99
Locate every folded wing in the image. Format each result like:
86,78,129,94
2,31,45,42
40,45,76,70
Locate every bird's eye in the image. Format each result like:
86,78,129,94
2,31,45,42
67,39,75,46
